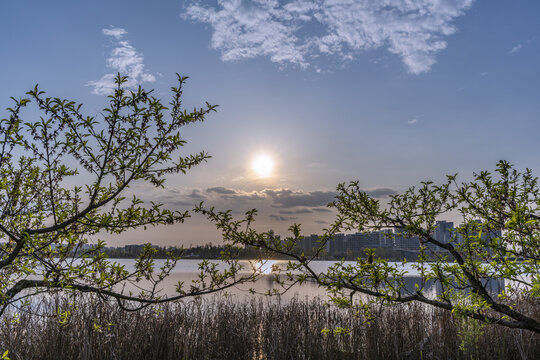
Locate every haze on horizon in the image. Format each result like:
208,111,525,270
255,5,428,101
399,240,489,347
1,0,539,246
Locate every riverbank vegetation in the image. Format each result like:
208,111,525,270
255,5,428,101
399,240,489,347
1,295,538,359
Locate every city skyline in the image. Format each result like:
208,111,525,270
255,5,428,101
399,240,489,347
1,0,539,245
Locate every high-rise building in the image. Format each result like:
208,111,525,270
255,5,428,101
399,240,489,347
328,233,345,256
363,231,380,247
434,220,454,244
393,227,420,251
299,234,320,255
344,232,364,253
379,229,394,248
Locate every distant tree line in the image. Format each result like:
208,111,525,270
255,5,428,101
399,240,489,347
94,243,257,259
93,243,426,261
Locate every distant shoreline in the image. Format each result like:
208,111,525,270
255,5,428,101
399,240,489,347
93,243,434,262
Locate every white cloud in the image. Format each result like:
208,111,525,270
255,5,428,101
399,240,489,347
186,0,308,67
185,0,474,74
509,44,522,54
88,27,156,95
102,27,127,40
408,119,418,125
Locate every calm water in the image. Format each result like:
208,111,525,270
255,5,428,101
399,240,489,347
109,259,505,302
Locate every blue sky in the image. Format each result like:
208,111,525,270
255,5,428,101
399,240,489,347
1,0,539,245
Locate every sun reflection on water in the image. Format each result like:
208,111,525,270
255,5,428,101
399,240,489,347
250,260,279,274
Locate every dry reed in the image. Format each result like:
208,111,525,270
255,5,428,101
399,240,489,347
0,295,538,359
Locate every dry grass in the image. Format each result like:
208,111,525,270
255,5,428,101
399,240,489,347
0,295,538,359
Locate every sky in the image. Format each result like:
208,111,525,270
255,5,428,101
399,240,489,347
1,0,539,246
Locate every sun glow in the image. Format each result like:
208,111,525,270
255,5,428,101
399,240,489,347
252,155,274,178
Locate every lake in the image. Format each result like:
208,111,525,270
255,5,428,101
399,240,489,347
109,259,505,302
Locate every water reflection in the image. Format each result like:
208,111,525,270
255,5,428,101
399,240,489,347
398,276,505,298
249,260,279,275
236,273,505,302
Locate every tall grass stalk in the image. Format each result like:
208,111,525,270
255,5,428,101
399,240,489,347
0,295,538,359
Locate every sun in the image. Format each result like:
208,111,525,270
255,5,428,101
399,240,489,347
252,155,274,178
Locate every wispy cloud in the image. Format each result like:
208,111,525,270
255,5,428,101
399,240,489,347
88,27,156,95
207,186,237,195
102,27,127,40
184,0,475,74
279,209,313,215
407,119,418,125
365,188,397,198
312,208,332,213
186,189,206,199
509,44,522,54
270,214,297,222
